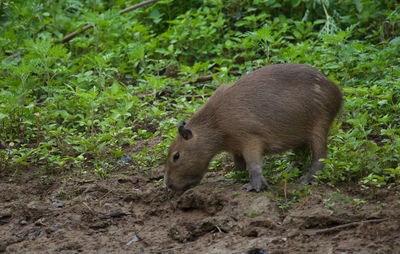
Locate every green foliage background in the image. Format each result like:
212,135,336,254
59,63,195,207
0,0,399,187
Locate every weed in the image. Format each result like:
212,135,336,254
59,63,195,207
0,0,398,188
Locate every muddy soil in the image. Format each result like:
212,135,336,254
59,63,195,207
1,163,400,254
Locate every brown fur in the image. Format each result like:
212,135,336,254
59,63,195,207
165,63,343,191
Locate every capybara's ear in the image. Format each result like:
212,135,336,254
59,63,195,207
178,121,193,140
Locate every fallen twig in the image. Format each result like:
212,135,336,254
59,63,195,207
119,0,160,14
4,52,22,61
181,73,219,86
306,218,388,235
58,0,161,43
82,201,95,214
137,93,206,99
181,71,241,86
5,0,161,58
57,24,94,44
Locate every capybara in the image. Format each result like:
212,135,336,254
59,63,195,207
165,63,343,192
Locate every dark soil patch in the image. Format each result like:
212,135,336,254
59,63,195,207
0,167,399,254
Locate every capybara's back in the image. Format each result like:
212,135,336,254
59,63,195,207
212,63,342,154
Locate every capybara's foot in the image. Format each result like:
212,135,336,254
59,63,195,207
242,176,268,192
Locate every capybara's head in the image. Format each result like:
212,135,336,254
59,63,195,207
164,121,212,191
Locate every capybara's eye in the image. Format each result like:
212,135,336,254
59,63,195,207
173,152,180,162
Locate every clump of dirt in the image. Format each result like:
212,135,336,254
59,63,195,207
1,165,399,253
169,216,236,242
175,185,226,215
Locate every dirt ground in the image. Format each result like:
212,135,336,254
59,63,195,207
1,158,400,253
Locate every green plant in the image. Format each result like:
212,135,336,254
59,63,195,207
0,0,398,189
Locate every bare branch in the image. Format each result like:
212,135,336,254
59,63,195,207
181,71,241,86
305,218,388,235
58,0,161,44
57,24,94,44
181,73,220,86
119,0,161,14
4,52,22,61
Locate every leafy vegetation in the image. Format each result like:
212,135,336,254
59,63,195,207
1,0,399,188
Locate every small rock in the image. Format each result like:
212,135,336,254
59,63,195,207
27,201,47,211
34,218,46,226
282,215,293,225
0,209,12,218
52,201,64,208
126,235,140,246
119,155,132,164
51,225,61,231
20,220,28,225
124,193,141,202
249,218,279,229
271,237,286,244
27,201,51,221
0,210,11,225
241,227,259,237
68,214,82,222
89,221,110,230
117,178,131,183
46,225,61,233
100,210,130,219
58,242,83,251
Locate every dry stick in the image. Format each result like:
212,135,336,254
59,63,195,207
136,71,240,98
181,73,220,86
6,0,162,58
119,0,160,14
181,71,241,86
137,93,205,99
306,218,388,235
135,71,241,98
82,201,95,214
57,0,161,44
5,52,22,60
58,24,94,44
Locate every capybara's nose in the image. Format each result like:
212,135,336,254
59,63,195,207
164,177,173,189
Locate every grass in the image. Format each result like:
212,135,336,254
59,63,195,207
0,0,399,188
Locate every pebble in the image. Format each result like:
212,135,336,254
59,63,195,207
126,235,140,246
52,201,64,208
119,155,132,164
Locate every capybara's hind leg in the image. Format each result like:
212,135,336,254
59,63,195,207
233,153,246,171
298,123,329,184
